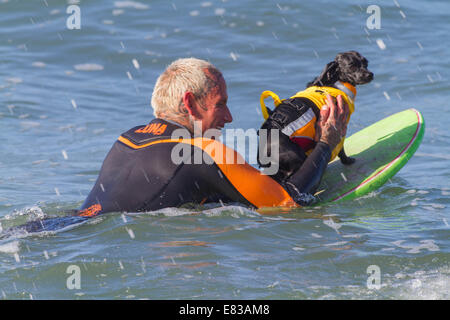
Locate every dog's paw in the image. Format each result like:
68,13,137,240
340,157,356,165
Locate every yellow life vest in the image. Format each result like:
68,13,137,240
260,81,356,161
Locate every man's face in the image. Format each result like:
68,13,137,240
196,74,233,133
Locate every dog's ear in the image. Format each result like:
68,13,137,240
307,61,340,87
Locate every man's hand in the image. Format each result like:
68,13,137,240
315,94,349,150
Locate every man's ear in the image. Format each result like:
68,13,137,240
182,91,201,119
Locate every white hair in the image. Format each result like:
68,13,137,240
151,57,222,117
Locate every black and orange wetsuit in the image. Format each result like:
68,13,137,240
79,118,332,216
1,118,333,235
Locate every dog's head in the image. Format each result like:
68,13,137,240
307,51,373,87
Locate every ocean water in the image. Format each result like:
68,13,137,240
0,0,449,299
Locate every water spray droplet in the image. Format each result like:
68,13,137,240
376,39,386,50
126,227,135,239
132,59,140,70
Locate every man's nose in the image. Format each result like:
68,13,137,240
224,106,233,123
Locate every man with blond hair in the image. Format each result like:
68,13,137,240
151,58,232,134
79,58,349,215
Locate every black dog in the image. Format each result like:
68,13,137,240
258,51,373,182
308,51,373,87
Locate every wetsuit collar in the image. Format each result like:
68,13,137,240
334,81,357,100
160,118,190,130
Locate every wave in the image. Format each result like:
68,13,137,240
0,203,259,241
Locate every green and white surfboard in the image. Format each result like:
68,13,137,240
315,108,425,204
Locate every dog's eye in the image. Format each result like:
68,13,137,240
350,61,360,68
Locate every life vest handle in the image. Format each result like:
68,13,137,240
260,90,282,120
